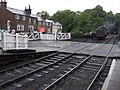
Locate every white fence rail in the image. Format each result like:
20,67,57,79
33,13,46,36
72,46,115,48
0,31,71,51
41,34,56,40
57,33,71,40
2,33,28,51
28,32,71,41
28,32,41,40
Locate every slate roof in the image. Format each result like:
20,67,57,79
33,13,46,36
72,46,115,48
7,7,37,18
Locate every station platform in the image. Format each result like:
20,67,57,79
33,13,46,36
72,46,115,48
28,40,74,52
102,59,120,90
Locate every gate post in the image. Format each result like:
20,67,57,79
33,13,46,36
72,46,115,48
16,33,19,49
55,31,57,41
24,34,28,49
3,32,6,51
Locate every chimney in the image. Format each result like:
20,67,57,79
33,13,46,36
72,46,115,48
25,4,31,16
0,0,7,8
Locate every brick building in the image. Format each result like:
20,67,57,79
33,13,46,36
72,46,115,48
38,15,62,34
0,0,37,33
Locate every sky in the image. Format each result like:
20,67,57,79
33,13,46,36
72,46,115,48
7,0,120,15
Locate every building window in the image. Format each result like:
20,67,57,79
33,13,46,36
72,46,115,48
17,25,20,31
15,14,20,19
47,28,51,33
43,22,45,25
46,22,48,26
38,22,41,25
29,18,31,23
21,25,24,31
23,16,26,20
49,23,52,26
17,24,24,31
34,19,36,24
29,25,34,32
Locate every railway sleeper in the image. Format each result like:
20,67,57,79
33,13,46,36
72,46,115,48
83,65,101,69
81,67,99,71
13,83,23,87
14,69,23,74
86,62,103,66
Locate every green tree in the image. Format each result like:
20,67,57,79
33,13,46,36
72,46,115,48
39,5,117,35
36,11,49,17
115,13,120,33
52,10,77,32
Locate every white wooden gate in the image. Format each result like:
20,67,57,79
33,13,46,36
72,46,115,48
57,33,71,40
28,32,71,41
2,33,28,51
28,32,41,40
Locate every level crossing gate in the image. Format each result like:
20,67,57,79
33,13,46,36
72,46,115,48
1,32,28,51
28,32,71,41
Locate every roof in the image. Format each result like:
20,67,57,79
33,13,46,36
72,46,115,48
7,7,37,18
53,22,62,26
37,17,44,21
45,19,53,23
37,16,62,26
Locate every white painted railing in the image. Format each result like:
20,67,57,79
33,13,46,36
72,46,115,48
41,34,56,40
57,33,71,40
28,32,71,41
2,33,28,51
0,33,2,41
28,32,41,40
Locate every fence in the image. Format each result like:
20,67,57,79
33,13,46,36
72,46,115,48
28,32,71,41
2,33,28,51
57,33,71,40
28,32,41,40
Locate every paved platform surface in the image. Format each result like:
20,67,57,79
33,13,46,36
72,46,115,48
28,40,76,52
102,59,120,90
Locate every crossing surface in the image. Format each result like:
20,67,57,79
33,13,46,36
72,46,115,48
29,41,120,58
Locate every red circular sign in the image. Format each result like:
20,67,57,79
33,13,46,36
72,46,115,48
39,27,46,32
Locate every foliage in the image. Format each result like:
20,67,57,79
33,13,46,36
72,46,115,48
37,5,120,34
36,11,49,17
115,13,120,33
51,10,76,32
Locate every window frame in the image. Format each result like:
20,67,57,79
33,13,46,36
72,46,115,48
15,14,20,19
23,16,26,20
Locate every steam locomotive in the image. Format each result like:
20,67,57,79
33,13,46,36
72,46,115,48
95,26,108,39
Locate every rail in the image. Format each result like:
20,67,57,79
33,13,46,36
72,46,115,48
28,32,71,41
86,38,115,90
0,35,115,89
0,43,93,88
44,41,114,90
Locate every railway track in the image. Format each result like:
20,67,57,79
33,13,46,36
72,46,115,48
0,43,95,90
71,34,117,44
0,34,116,90
44,41,114,90
87,58,112,90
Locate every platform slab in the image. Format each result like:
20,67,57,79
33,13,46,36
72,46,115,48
102,59,120,90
